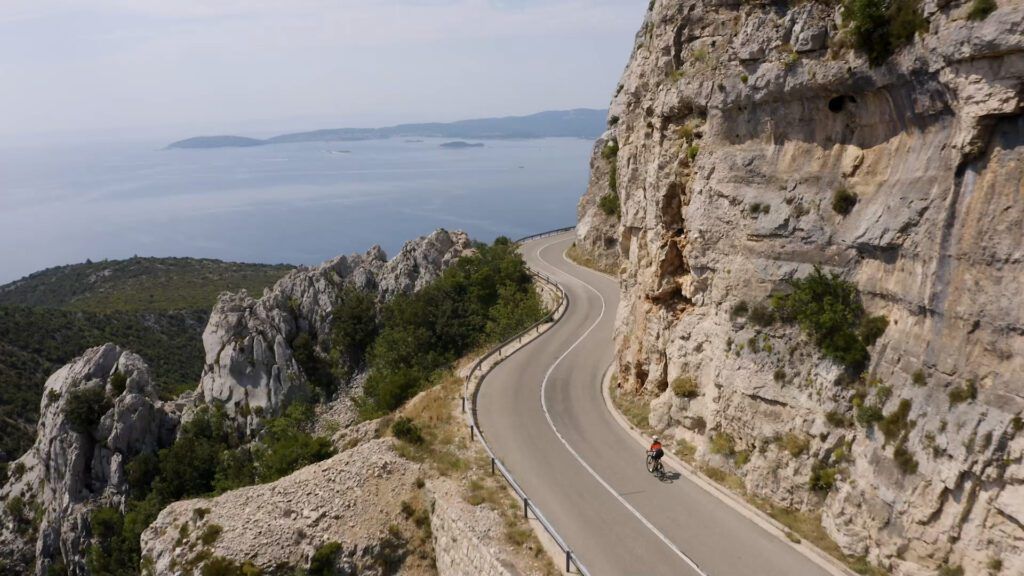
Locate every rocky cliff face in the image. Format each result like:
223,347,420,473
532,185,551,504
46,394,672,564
579,1,1023,574
0,344,177,575
197,229,472,427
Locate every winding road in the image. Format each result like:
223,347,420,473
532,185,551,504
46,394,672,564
476,231,836,576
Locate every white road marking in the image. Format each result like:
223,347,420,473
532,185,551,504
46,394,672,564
529,237,711,576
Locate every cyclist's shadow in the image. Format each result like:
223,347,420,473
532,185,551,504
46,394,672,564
657,470,681,483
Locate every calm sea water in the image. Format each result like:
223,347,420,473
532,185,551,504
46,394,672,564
0,137,594,283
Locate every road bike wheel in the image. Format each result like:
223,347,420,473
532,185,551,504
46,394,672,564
646,454,655,473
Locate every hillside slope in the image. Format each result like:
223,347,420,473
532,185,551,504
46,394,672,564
0,258,292,465
577,1,1023,574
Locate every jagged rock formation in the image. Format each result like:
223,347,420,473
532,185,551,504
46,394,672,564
140,439,430,575
198,229,472,425
579,1,1023,574
0,344,177,575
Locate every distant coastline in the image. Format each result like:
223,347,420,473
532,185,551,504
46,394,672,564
167,108,607,149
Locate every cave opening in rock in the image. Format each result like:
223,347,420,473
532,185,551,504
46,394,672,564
828,95,848,113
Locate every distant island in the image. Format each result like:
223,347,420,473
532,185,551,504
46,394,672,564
169,135,265,149
167,108,607,149
439,141,485,149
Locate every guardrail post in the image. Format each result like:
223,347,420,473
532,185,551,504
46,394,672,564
565,550,571,573
461,395,465,413
490,457,495,475
523,497,529,519
469,425,474,441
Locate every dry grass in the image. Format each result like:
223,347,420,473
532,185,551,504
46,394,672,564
610,381,656,436
395,370,558,575
565,244,619,277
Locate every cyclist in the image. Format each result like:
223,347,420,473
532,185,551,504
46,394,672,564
649,435,664,464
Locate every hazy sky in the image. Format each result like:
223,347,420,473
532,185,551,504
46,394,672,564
0,0,643,143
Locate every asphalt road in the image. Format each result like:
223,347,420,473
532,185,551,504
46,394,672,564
476,232,833,576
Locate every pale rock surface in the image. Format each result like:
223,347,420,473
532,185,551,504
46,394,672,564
0,344,177,575
196,229,472,427
140,439,425,575
578,1,1024,573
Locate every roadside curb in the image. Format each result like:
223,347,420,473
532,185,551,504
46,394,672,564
598,364,856,576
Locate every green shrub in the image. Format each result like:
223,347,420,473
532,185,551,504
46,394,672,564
893,441,918,474
599,192,621,218
672,377,700,398
200,524,223,546
1012,416,1023,432
125,452,159,497
831,188,858,215
781,432,810,457
937,565,964,576
309,541,343,576
879,399,912,445
855,404,884,427
200,556,262,576
948,381,977,405
730,300,749,319
987,557,1003,573
64,387,111,434
773,369,787,383
773,267,874,371
825,410,851,427
291,332,335,397
748,303,776,327
251,404,335,483
911,368,927,386
686,145,700,162
740,73,749,84
109,371,128,396
967,0,997,20
330,287,379,376
809,464,837,492
710,432,736,456
858,315,888,346
608,162,618,193
843,0,927,65
391,417,425,446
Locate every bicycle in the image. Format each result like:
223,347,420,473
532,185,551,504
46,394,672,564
646,450,664,477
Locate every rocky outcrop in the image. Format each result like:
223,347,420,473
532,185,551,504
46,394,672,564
575,133,622,271
140,439,429,575
581,1,1023,574
197,229,472,426
0,344,177,575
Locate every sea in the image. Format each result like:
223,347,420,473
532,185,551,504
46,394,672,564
0,137,594,284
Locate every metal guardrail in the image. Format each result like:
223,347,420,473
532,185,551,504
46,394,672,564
461,227,591,575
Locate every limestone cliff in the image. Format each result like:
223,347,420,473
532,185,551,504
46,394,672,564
0,345,177,575
197,229,472,427
578,1,1023,574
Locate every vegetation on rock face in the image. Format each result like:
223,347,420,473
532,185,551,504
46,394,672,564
842,0,927,66
773,267,887,373
64,387,113,434
599,192,621,218
357,238,545,417
87,405,333,576
831,188,858,215
967,0,997,20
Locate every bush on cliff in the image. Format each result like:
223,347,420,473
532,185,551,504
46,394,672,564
773,267,886,373
843,0,927,66
64,386,112,434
